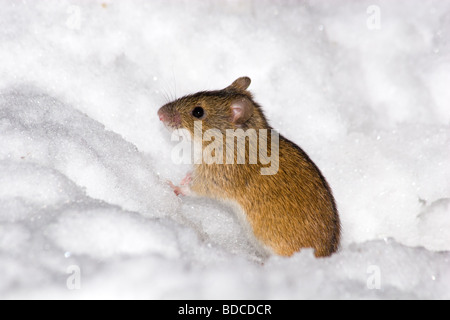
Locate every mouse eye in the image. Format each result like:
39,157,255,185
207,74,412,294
192,106,205,119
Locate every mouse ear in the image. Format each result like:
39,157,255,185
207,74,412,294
231,97,254,125
226,77,251,92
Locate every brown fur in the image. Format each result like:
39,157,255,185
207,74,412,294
158,77,341,257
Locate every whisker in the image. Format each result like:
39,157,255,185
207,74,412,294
171,67,178,100
161,86,171,104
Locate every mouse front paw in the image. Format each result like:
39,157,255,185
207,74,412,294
180,172,192,186
167,181,191,197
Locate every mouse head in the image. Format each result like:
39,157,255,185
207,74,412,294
158,77,269,138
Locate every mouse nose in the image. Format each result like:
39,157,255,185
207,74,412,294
157,109,165,122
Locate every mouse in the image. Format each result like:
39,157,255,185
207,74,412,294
157,77,340,257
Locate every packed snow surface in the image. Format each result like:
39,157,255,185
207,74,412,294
0,0,449,299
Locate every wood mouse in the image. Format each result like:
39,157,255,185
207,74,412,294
158,77,340,257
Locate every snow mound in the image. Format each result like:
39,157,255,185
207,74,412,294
0,88,176,216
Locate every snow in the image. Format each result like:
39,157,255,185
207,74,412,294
0,0,449,299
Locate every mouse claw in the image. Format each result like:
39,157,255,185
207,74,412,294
167,180,190,197
180,172,192,186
